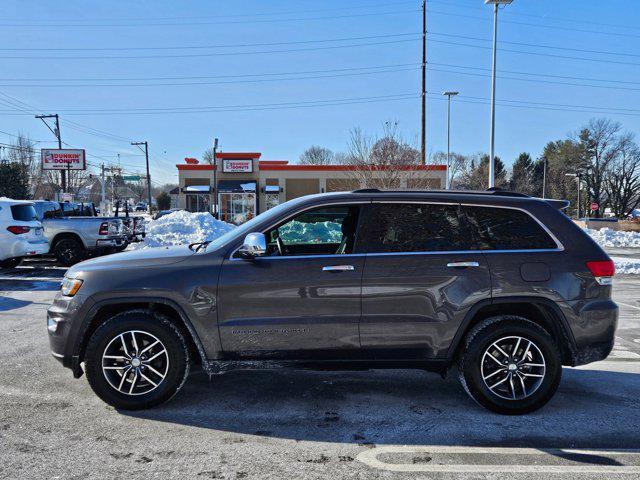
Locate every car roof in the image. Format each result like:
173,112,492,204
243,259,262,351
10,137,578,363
0,197,35,206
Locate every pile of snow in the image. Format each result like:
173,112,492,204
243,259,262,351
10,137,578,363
139,210,235,248
585,228,640,248
611,257,640,275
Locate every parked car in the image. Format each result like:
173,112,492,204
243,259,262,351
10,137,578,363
33,200,128,266
153,208,183,220
0,198,49,268
48,189,617,414
135,202,147,212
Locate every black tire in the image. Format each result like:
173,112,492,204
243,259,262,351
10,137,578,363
53,236,86,266
84,310,190,410
458,315,562,415
0,257,22,269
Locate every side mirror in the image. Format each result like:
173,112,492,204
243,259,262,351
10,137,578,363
237,232,266,258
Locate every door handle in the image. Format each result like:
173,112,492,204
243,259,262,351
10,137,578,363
322,265,355,272
446,261,480,268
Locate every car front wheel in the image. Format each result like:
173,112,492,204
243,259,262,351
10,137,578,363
458,316,562,415
84,310,190,410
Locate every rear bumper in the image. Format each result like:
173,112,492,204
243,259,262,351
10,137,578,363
572,299,618,366
6,238,49,259
95,236,127,249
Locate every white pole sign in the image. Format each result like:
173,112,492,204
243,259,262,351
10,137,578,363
41,149,86,170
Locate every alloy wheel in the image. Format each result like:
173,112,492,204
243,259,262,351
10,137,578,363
480,335,546,401
101,330,169,396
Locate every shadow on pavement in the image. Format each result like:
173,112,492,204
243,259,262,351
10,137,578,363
0,297,32,312
0,280,61,292
123,366,640,449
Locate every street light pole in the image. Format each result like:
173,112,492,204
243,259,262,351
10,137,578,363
443,91,459,189
485,0,513,189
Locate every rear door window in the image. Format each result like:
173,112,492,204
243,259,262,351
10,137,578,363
462,206,558,250
10,204,38,222
360,203,476,253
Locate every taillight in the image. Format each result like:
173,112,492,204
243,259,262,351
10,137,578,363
586,260,615,285
98,222,109,235
7,226,30,235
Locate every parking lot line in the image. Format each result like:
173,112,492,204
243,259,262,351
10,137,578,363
356,446,640,473
618,301,640,311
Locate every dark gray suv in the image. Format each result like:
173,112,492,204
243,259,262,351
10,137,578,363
47,190,617,414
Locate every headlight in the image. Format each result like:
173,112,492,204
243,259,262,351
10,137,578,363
61,277,83,297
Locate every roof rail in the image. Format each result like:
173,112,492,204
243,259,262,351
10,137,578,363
351,188,530,198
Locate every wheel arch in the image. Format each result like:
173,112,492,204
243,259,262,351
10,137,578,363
448,297,577,366
51,231,87,250
74,297,208,378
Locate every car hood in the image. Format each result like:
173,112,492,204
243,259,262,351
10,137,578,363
66,245,194,276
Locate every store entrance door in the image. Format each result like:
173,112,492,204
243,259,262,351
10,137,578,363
219,192,256,225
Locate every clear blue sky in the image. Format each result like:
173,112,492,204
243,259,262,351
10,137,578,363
1,0,639,185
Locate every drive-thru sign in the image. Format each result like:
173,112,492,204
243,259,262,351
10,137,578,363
41,149,86,170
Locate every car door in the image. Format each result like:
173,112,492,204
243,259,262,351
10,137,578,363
359,201,492,358
217,203,366,357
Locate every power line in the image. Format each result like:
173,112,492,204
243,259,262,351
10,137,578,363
0,37,419,60
427,38,640,68
0,1,416,23
0,32,420,51
0,8,420,28
428,31,640,59
0,62,418,82
0,65,419,88
0,93,421,116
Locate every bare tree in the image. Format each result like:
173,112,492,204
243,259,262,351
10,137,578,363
343,124,428,189
299,145,334,165
431,151,467,187
455,153,507,190
604,139,640,217
578,118,630,217
202,147,215,165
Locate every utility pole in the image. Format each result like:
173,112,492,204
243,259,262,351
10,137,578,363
212,137,219,218
131,141,152,212
35,113,65,193
420,0,427,165
100,163,106,210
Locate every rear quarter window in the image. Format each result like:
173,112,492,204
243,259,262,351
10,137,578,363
463,206,558,250
10,204,38,222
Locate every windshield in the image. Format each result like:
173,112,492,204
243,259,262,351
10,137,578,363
204,197,309,253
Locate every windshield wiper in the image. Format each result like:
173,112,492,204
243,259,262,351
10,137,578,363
188,241,211,252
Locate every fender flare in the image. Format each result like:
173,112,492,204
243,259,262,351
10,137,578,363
73,296,210,377
446,296,578,363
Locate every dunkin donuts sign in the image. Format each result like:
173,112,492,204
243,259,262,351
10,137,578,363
222,159,253,173
41,149,86,170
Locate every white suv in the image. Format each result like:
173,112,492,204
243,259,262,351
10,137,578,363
0,198,50,268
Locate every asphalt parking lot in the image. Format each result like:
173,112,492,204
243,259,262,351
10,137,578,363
1,262,640,479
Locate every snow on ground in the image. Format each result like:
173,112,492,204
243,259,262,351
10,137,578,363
586,227,640,248
611,257,640,275
135,210,235,249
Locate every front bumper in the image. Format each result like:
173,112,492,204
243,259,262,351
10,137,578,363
47,292,93,377
572,299,618,366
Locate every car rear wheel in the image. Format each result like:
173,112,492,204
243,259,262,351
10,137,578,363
84,310,190,410
53,237,86,266
0,257,22,269
458,316,562,415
